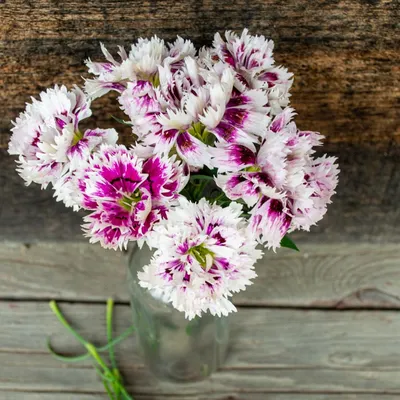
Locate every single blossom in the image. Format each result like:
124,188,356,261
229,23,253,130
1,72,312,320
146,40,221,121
136,58,216,168
249,156,339,250
125,58,271,169
214,107,338,249
79,144,187,250
7,85,113,188
85,36,196,99
209,29,293,115
213,109,299,207
213,134,289,207
138,198,263,319
52,127,118,210
289,155,339,231
249,196,292,250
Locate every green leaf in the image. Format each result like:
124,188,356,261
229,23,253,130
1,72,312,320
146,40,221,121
189,174,215,183
110,115,133,126
280,235,300,252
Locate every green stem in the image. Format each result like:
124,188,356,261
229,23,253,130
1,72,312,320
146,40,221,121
49,300,88,347
85,342,109,370
103,379,116,400
110,115,133,126
47,325,136,363
107,298,117,370
48,299,135,400
87,342,133,400
119,385,134,399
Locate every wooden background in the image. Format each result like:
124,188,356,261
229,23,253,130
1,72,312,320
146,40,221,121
0,0,399,399
0,0,399,243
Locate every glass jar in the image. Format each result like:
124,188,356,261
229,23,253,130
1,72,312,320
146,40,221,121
127,243,230,382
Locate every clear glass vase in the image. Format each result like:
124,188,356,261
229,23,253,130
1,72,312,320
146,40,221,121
127,243,230,382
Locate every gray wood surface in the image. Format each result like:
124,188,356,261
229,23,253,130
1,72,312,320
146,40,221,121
4,395,400,400
2,302,400,396
1,241,400,397
1,241,400,308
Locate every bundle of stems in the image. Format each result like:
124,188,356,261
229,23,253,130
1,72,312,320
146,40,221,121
48,299,135,400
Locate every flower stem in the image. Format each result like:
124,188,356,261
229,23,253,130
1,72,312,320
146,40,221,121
49,300,88,347
48,299,135,400
47,325,136,363
107,298,117,370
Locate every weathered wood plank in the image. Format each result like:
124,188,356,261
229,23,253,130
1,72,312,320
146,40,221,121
4,360,400,394
1,0,398,142
1,395,105,400
1,241,400,308
3,395,400,400
1,1,399,241
0,0,398,143
2,303,400,394
3,361,400,394
1,1,397,45
2,303,400,370
1,49,398,146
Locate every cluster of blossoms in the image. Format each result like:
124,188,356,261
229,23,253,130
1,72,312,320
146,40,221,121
9,29,339,319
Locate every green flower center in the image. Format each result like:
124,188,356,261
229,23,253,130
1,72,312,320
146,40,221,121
118,189,142,212
72,130,83,146
188,244,215,270
137,72,160,88
150,73,160,88
244,165,261,172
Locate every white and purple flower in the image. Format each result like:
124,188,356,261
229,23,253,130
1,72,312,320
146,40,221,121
214,107,338,249
213,135,289,208
138,198,263,319
85,36,196,100
7,85,116,189
289,155,339,231
210,29,293,115
79,144,186,250
123,58,271,169
249,197,292,250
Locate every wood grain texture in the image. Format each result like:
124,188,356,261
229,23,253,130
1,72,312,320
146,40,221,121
3,395,400,400
2,241,400,308
2,303,400,395
1,46,398,147
1,0,398,144
0,0,399,241
5,363,400,396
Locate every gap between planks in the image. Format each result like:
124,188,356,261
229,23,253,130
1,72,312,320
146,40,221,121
3,298,400,313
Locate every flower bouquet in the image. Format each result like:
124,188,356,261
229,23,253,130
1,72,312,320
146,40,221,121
8,29,339,384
